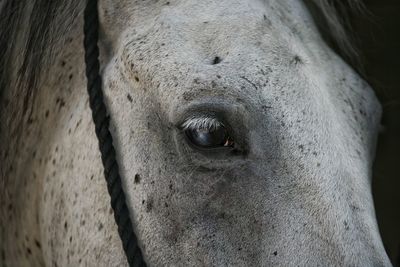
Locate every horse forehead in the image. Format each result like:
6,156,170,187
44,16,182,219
101,0,380,141
100,0,313,46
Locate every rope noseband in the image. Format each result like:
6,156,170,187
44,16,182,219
83,0,146,265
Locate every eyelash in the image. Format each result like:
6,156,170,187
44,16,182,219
180,116,224,132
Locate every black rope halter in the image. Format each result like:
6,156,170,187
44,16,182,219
83,0,147,266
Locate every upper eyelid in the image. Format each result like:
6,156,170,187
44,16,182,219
180,116,224,131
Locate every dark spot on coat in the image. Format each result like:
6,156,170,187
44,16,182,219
34,239,41,249
273,251,277,256
127,94,133,102
262,105,272,110
134,174,141,183
56,97,66,110
146,198,153,212
75,119,81,129
344,220,350,230
292,55,303,65
298,145,304,152
212,56,222,65
98,222,104,231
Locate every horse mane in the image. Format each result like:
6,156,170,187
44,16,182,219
0,0,362,171
0,1,84,191
305,0,364,63
0,0,84,123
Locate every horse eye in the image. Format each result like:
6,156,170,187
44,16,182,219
185,124,234,149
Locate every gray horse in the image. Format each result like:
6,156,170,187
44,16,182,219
0,0,392,266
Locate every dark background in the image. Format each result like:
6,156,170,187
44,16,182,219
353,0,400,265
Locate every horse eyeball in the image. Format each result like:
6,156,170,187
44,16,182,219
185,125,234,148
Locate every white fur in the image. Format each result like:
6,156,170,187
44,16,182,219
1,0,391,266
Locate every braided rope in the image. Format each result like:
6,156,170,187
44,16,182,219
83,0,147,266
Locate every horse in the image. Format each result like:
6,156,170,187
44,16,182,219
0,0,393,266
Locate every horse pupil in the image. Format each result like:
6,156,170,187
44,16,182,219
186,126,228,148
